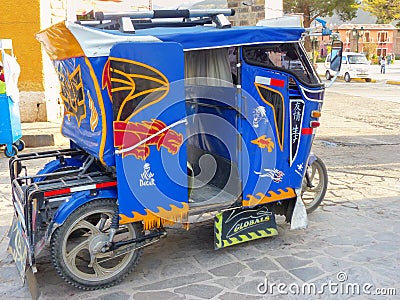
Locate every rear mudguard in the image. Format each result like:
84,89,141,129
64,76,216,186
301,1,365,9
34,157,86,182
46,188,117,242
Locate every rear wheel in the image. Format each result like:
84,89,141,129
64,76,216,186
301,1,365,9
51,199,143,290
365,78,372,82
344,72,351,82
301,156,328,213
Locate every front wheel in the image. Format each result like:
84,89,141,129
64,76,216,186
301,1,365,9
301,156,328,213
51,199,143,290
344,72,351,82
325,71,332,80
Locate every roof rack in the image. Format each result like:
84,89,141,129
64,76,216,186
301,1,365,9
77,9,235,33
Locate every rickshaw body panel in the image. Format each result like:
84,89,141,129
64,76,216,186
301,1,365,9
109,42,189,227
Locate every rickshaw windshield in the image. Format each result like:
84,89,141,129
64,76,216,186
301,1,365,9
243,43,321,86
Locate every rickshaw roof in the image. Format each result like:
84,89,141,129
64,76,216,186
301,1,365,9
37,22,305,60
110,25,305,50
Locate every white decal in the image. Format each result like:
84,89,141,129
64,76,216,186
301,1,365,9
254,168,284,183
140,163,156,187
253,106,268,128
295,163,304,177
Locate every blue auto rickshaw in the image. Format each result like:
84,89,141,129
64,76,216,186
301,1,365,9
7,9,342,294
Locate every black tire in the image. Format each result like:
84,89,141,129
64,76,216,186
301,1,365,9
365,78,372,82
301,156,328,213
14,140,25,151
344,72,351,82
4,145,18,157
51,199,143,290
325,71,332,80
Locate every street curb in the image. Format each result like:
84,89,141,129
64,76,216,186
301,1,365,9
21,133,69,148
21,122,69,148
318,74,376,83
386,80,400,85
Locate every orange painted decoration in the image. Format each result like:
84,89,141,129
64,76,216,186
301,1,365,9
119,203,189,230
251,135,275,152
114,119,183,159
243,188,296,207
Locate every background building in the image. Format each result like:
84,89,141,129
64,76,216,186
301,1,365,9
338,24,397,57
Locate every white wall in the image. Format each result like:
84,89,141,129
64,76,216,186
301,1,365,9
265,0,283,19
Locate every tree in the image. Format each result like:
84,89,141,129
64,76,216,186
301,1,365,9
362,0,400,24
283,0,359,50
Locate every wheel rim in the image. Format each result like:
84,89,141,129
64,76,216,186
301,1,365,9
61,208,136,282
301,163,325,209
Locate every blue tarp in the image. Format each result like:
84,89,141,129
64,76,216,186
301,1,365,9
104,26,305,50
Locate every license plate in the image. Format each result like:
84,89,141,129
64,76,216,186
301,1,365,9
7,215,28,281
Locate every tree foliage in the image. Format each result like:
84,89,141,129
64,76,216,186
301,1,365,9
283,0,360,28
362,0,400,24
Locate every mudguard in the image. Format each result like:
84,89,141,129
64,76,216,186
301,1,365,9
34,157,86,182
47,188,118,240
214,204,278,249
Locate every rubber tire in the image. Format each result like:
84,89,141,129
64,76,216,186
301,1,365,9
51,199,143,290
325,71,332,80
14,140,25,151
4,145,18,157
365,78,372,82
301,156,328,214
344,73,351,83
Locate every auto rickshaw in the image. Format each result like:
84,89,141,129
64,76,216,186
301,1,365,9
7,9,342,296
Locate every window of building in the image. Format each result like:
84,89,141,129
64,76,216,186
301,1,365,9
364,31,371,42
345,30,351,43
378,31,388,42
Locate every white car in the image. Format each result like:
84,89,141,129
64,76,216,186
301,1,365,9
325,52,371,82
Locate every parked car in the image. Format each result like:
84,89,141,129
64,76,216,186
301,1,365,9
325,52,371,82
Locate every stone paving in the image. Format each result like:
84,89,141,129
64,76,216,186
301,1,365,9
0,90,399,299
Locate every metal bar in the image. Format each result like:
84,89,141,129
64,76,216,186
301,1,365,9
95,9,235,21
110,230,166,250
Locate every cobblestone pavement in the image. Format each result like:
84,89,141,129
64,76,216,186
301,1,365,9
0,90,399,299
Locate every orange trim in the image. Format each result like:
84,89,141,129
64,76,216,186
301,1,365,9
85,57,108,165
36,22,85,61
119,203,189,230
254,83,285,151
243,188,296,207
109,57,170,122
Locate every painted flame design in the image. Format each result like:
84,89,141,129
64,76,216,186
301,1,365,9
114,119,183,159
119,202,189,230
243,188,296,207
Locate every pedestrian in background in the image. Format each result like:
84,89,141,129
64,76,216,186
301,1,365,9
387,54,392,65
380,56,386,74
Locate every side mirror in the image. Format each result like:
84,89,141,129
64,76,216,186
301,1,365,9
329,40,343,72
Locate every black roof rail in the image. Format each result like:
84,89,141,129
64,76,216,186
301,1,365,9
94,9,235,21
